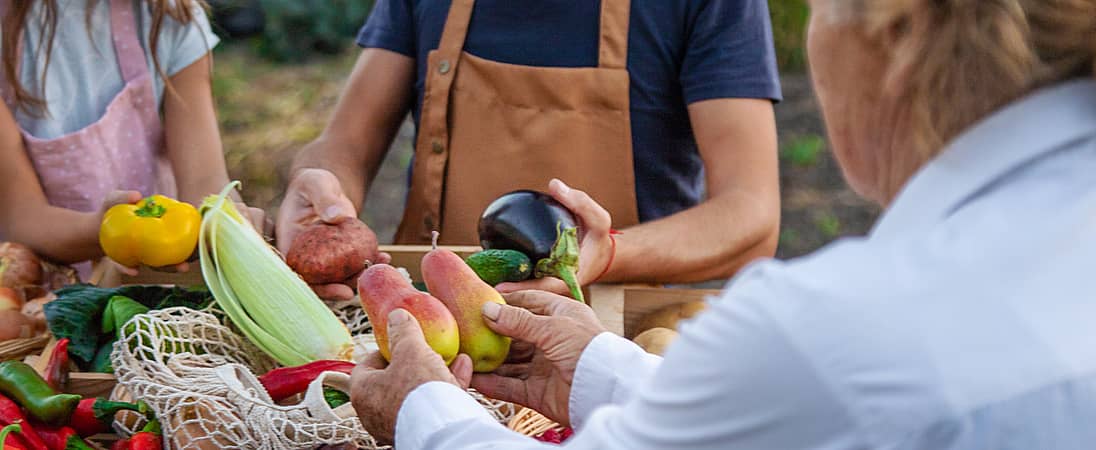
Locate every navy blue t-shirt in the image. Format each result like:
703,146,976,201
357,0,781,222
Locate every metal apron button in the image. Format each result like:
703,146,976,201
438,60,451,74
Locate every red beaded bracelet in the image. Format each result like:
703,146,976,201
591,229,623,284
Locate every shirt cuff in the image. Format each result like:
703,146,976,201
395,382,497,450
568,332,663,429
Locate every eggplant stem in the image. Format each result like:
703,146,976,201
558,267,586,304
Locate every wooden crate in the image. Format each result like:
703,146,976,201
589,285,721,338
115,245,723,338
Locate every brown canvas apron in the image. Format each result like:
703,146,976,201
395,0,641,245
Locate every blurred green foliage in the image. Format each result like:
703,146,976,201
814,212,842,239
254,0,374,62
780,134,825,168
769,0,810,71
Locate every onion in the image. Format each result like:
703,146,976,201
0,242,42,288
0,309,34,341
21,293,53,333
0,287,22,311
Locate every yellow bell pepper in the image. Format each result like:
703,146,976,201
99,195,201,268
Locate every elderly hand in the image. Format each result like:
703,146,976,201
350,309,474,444
276,168,390,300
496,179,615,297
471,290,605,426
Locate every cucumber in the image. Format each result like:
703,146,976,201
466,250,533,286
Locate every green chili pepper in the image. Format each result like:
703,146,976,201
0,361,81,425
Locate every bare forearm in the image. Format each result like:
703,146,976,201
2,206,102,264
290,49,414,211
290,136,380,211
163,53,234,207
604,192,779,284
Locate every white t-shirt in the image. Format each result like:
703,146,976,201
4,0,219,139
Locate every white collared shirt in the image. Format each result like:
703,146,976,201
394,80,1096,449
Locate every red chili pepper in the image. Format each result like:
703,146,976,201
29,423,93,450
125,420,160,450
534,427,574,444
68,398,143,438
257,360,354,402
43,340,70,392
1,423,29,450
0,395,49,450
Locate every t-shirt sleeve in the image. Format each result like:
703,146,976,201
156,3,220,76
680,0,782,104
356,0,416,57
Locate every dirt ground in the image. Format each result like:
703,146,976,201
215,45,879,262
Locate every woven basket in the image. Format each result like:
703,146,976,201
507,407,564,438
0,335,50,362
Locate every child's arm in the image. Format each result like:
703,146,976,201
0,102,137,263
162,53,231,207
163,53,267,231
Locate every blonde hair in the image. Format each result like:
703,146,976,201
830,0,1096,200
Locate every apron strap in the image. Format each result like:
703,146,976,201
109,0,151,83
598,0,631,69
420,0,474,164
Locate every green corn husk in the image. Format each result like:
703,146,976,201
199,182,353,366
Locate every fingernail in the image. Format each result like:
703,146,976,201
321,205,345,221
550,179,570,194
388,309,410,326
482,302,501,321
495,283,514,293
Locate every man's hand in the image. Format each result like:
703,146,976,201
276,168,389,300
350,309,474,444
471,290,605,426
496,179,614,296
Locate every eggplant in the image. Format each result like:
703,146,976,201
478,190,577,262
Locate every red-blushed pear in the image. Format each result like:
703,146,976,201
422,242,511,373
358,264,460,364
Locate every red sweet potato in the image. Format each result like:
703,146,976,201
286,219,379,284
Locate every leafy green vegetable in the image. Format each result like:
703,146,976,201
91,340,115,374
323,387,350,408
44,284,212,366
101,296,151,338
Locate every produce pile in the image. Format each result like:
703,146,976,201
0,242,78,343
0,356,160,450
0,184,589,449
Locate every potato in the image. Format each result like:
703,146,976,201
632,328,678,356
635,300,707,334
286,219,379,284
0,242,42,288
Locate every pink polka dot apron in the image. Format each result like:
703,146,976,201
1,0,175,276
1,0,175,213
